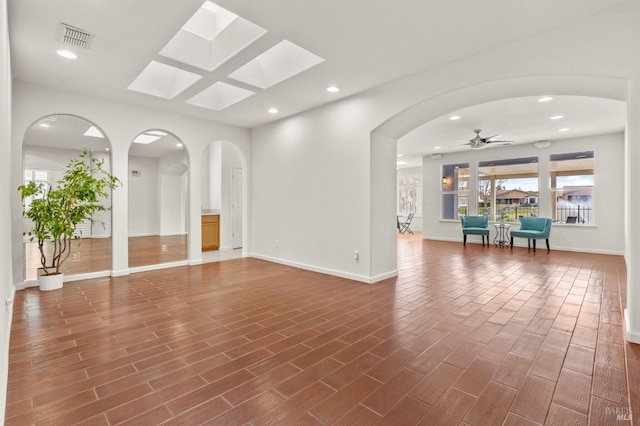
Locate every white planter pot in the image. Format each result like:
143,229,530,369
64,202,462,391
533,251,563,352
38,273,64,291
37,267,57,279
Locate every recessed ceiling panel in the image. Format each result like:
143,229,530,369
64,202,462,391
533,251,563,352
227,40,325,89
127,61,202,99
186,81,255,111
159,1,267,72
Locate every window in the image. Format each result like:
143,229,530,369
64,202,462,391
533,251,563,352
23,169,49,210
441,163,469,220
398,175,422,216
478,157,539,222
550,151,594,224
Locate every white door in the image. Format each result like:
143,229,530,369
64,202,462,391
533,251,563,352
232,168,243,248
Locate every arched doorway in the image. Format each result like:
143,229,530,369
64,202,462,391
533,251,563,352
127,129,189,269
200,140,248,261
370,74,629,279
22,114,113,281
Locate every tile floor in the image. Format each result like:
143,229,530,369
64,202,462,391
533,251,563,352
6,233,638,425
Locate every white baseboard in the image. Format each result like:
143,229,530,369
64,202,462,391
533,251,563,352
111,269,129,277
128,260,189,275
247,253,397,284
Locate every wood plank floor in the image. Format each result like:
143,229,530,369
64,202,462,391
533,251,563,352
7,233,638,425
25,236,189,280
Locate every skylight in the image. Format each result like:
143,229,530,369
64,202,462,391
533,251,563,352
159,1,266,72
186,82,255,111
133,134,163,144
83,126,104,138
127,61,202,99
227,40,325,89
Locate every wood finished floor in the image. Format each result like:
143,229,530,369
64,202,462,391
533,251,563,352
7,233,639,425
25,235,189,280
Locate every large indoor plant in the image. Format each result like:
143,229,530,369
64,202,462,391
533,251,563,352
18,149,120,290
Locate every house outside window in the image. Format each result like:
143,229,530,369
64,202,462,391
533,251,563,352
550,151,594,224
478,157,539,222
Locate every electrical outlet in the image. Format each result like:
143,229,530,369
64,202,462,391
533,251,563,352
353,250,359,260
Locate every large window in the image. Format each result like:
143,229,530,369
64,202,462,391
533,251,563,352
441,163,469,220
550,151,594,224
477,157,539,222
398,175,422,216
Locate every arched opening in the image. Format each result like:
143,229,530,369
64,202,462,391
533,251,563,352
370,74,629,279
21,114,113,282
200,140,248,261
127,129,189,269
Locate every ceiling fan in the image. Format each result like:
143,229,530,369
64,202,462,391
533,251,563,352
461,129,513,149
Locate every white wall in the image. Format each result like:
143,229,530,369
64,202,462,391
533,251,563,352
0,0,12,419
128,156,159,237
220,142,243,250
11,81,251,279
422,133,625,254
208,142,222,210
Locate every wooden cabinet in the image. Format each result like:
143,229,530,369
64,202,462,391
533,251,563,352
202,215,219,251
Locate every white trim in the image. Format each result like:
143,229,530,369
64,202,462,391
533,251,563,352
63,270,111,282
111,269,129,277
189,258,203,266
625,308,640,344
247,253,398,284
128,260,189,275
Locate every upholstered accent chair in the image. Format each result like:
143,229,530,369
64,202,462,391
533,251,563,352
509,217,552,252
460,215,490,246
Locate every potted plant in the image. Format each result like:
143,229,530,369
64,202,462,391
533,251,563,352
18,149,120,291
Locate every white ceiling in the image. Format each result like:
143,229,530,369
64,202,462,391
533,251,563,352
8,0,633,131
398,96,627,168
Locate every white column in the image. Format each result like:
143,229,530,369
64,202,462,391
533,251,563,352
626,77,640,343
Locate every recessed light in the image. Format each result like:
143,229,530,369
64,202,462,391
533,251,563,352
326,86,340,93
449,115,461,121
397,154,403,157
268,108,279,114
38,123,51,128
550,115,564,120
56,49,77,59
397,161,407,166
176,143,183,147
537,96,553,102
434,146,441,150
559,128,570,132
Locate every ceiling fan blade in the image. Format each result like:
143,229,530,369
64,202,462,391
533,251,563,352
484,134,499,141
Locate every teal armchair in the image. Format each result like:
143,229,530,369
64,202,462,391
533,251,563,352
510,217,552,252
460,215,490,246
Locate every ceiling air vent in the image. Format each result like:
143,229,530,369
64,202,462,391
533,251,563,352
59,23,93,49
